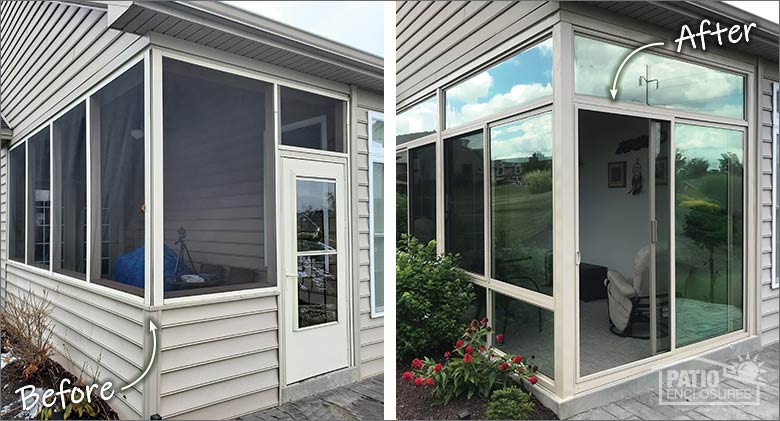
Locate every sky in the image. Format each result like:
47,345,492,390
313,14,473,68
223,1,384,57
725,1,779,24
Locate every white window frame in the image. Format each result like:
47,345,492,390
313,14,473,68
772,81,779,289
368,111,384,317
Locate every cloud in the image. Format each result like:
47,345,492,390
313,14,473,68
397,98,437,135
490,112,553,161
448,72,493,103
447,83,552,127
675,124,743,168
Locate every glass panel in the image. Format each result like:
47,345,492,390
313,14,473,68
396,151,409,240
397,97,437,144
371,116,384,149
574,36,744,119
29,127,50,267
9,145,26,262
92,62,145,296
445,131,484,274
653,120,671,354
675,123,743,347
280,86,345,152
53,103,87,278
491,112,553,295
446,39,553,129
297,254,338,328
372,162,384,310
409,144,436,244
459,283,487,326
493,292,554,379
297,179,337,252
162,58,274,298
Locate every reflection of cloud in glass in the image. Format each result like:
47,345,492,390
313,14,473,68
675,123,743,169
574,36,744,119
397,96,437,143
446,39,553,128
490,112,552,161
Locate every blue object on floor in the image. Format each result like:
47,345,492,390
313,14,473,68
113,245,187,289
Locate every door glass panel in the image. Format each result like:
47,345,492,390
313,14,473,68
297,180,337,252
675,123,743,347
296,178,338,328
652,121,671,354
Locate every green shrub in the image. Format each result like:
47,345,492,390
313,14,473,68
396,235,474,361
486,387,535,420
521,169,552,194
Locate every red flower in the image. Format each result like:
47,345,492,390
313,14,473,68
479,346,486,352
426,377,435,386
518,366,525,373
444,352,451,358
463,354,473,363
402,371,414,381
465,345,474,354
498,362,509,371
455,339,464,348
471,320,479,328
411,358,423,369
512,355,523,364
496,333,504,344
414,377,424,387
481,317,488,326
529,375,538,385
434,363,442,373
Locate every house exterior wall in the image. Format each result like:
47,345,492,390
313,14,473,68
760,63,780,346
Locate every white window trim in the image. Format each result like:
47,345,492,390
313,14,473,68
368,111,384,317
772,82,779,290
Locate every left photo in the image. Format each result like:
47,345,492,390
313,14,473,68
0,1,384,419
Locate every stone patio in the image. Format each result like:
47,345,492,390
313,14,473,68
237,376,383,420
568,343,779,420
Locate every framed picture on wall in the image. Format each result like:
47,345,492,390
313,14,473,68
608,161,626,188
656,157,668,185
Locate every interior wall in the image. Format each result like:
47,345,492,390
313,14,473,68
579,111,649,276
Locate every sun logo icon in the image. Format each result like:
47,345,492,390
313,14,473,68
724,353,768,385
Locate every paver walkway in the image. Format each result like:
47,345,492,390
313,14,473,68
238,376,383,420
568,343,779,420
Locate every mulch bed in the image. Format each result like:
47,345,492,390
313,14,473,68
1,331,118,420
396,364,558,420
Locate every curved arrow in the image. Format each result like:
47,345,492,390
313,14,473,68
121,321,157,391
610,42,665,100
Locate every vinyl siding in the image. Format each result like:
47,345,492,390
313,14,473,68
354,90,384,379
760,74,780,346
3,264,145,419
396,1,558,106
0,1,148,144
157,296,280,419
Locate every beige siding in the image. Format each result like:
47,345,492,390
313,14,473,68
354,90,384,379
3,265,146,418
396,1,557,106
760,74,780,346
157,296,280,419
0,1,148,143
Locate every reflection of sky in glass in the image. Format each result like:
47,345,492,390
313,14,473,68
574,36,744,120
446,39,553,129
396,96,437,144
675,123,743,169
490,112,552,161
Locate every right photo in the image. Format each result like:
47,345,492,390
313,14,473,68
395,1,779,420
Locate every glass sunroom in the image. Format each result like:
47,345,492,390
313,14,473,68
396,3,776,416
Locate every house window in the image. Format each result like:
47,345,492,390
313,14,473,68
574,35,745,120
396,151,408,239
9,145,26,263
444,130,484,275
490,112,553,296
280,86,345,152
397,96,437,144
409,143,437,244
52,102,87,279
445,38,553,129
675,123,744,347
162,58,275,298
493,291,555,379
368,112,384,316
28,127,51,268
90,62,145,296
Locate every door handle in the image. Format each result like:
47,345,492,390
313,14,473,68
650,220,658,243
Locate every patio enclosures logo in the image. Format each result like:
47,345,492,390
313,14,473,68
658,354,768,406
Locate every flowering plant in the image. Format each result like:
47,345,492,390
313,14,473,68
401,318,539,404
